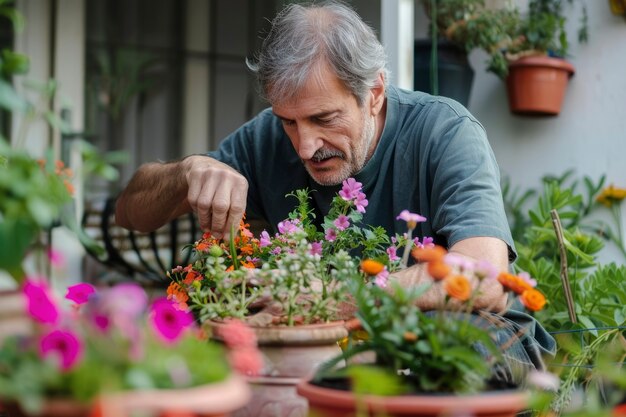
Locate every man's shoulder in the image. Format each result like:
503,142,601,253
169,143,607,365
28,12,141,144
389,86,478,122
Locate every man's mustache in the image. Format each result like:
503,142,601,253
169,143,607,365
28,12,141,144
310,148,345,162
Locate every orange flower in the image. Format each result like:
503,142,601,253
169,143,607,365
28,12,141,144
195,241,210,252
427,260,451,280
403,331,418,342
443,275,471,301
360,259,385,276
166,282,189,310
521,289,547,312
411,245,447,263
183,270,201,284
497,272,532,295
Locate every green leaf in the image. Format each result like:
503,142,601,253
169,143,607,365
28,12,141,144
0,79,28,112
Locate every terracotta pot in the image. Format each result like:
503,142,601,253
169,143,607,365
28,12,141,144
208,321,348,417
0,289,32,344
296,379,530,417
505,55,575,116
1,375,250,417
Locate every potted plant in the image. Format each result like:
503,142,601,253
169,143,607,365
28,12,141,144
0,280,256,417
483,0,589,115
166,177,395,417
416,0,519,106
295,238,549,417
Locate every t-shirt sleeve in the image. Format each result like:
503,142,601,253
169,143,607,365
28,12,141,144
426,112,517,262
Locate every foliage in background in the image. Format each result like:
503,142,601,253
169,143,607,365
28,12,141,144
502,171,626,413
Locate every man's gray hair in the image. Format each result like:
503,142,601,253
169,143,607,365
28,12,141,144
248,1,389,106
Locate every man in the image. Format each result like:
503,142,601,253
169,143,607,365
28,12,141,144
116,0,555,381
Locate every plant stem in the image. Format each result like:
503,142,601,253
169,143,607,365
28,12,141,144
400,228,414,269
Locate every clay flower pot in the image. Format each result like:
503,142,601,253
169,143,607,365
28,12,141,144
296,378,529,417
208,320,348,417
506,55,575,116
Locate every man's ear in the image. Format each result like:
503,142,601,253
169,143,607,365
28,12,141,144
369,72,386,116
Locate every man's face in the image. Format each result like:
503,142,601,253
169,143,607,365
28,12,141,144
272,66,382,186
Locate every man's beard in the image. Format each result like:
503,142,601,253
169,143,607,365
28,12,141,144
305,109,376,186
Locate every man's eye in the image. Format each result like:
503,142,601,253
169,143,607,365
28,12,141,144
317,117,334,125
281,119,295,126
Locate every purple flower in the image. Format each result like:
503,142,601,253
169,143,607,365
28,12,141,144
40,329,82,371
150,297,195,343
339,178,363,201
396,210,427,229
333,215,350,231
310,241,323,256
271,247,282,255
421,236,435,247
23,279,59,324
386,246,400,262
65,283,96,305
325,228,337,242
259,230,272,247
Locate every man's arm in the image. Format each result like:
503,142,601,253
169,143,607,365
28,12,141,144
115,155,248,238
390,236,509,312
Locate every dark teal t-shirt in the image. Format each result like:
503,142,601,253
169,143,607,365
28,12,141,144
209,86,516,261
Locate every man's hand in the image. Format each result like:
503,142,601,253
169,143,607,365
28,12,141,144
115,155,248,238
182,155,248,239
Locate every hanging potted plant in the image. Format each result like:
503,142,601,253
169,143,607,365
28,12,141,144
416,0,518,106
166,178,394,417
485,0,589,116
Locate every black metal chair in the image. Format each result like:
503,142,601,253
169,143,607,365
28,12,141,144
81,197,200,287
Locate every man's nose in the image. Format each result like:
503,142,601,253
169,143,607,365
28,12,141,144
296,125,323,160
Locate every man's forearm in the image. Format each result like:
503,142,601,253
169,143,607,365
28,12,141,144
115,160,190,232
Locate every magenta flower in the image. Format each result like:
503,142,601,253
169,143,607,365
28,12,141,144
23,279,59,324
396,210,427,229
325,228,337,242
339,178,363,201
106,283,148,318
259,230,272,247
310,241,323,256
150,297,195,343
40,329,82,371
65,283,96,305
333,215,350,231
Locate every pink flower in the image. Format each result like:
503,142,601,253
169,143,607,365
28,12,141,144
40,329,82,371
444,253,475,272
339,178,363,201
259,230,272,247
519,271,537,288
271,247,282,255
228,347,263,376
278,219,301,235
23,279,59,324
421,236,435,247
310,241,323,256
396,210,426,229
150,298,195,343
65,283,96,305
374,268,389,288
325,228,337,242
333,215,350,231
355,192,368,213
219,319,257,349
106,283,148,318
474,259,498,281
386,246,400,262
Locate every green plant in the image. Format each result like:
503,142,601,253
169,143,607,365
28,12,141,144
313,244,548,395
502,171,626,412
0,280,260,414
